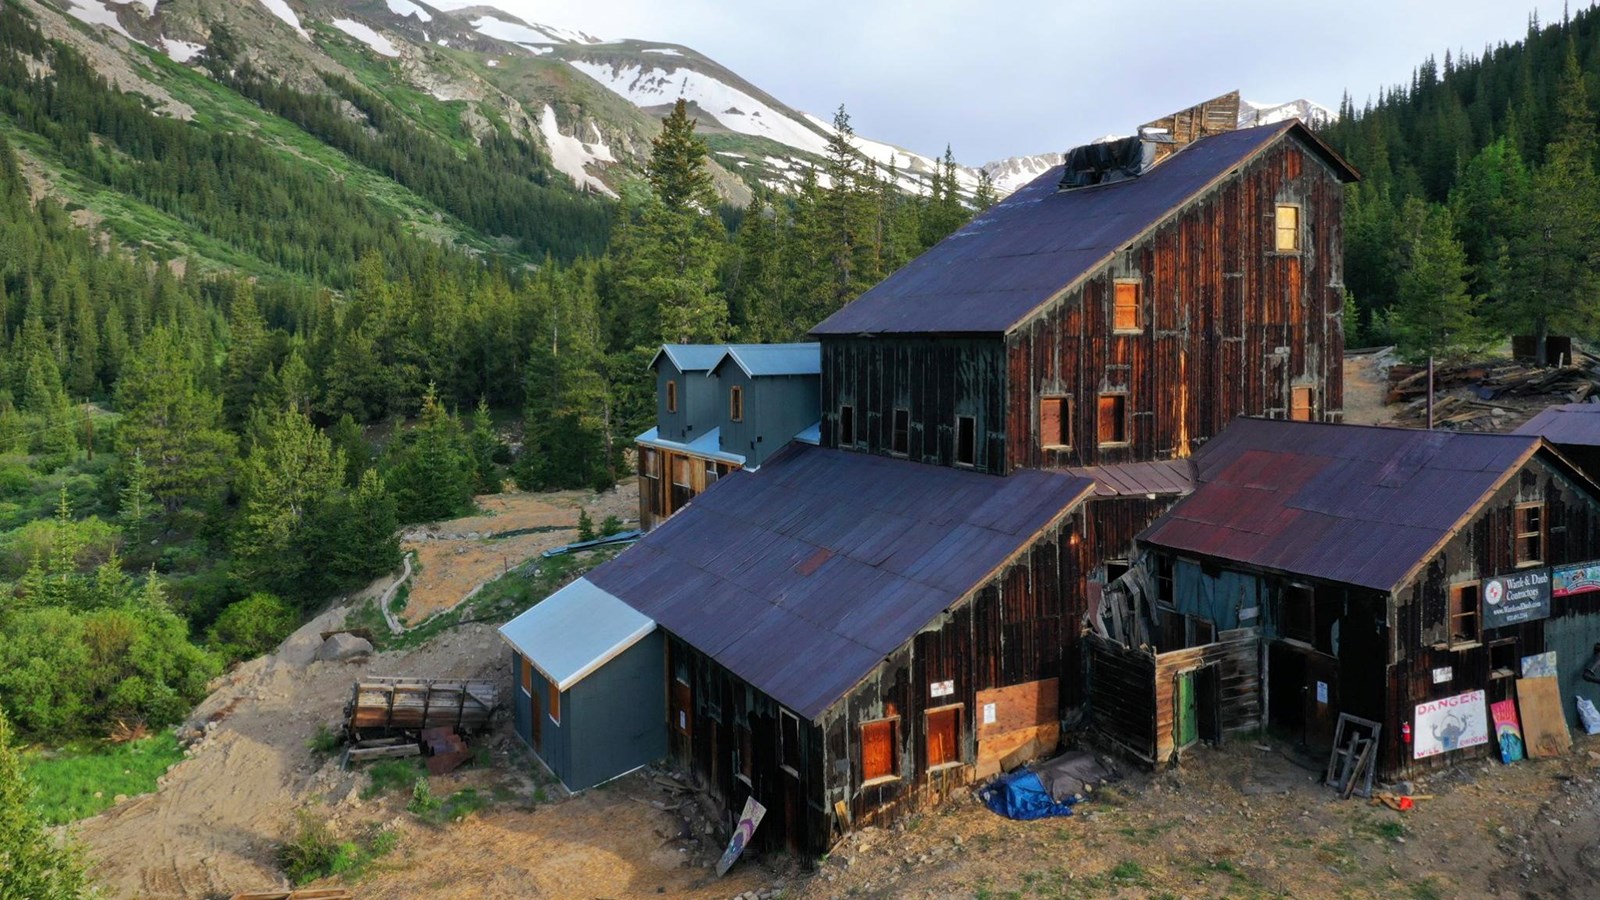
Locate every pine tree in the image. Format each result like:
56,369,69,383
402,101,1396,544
467,397,503,494
388,384,471,523
0,708,88,900
232,407,345,597
1394,198,1481,360
113,327,236,514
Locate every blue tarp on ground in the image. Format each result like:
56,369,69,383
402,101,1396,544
980,770,1079,821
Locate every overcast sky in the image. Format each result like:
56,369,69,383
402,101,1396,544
433,0,1576,163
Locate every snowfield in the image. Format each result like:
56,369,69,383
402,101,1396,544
568,60,833,156
332,19,401,57
65,0,137,41
472,14,602,48
163,38,206,62
386,0,432,23
255,0,309,40
539,105,618,198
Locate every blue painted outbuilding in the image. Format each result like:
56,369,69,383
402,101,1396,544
499,577,665,791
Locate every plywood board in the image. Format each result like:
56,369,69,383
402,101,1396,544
974,678,1060,777
1517,676,1571,759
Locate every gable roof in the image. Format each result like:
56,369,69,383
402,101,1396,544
810,121,1357,337
1139,419,1542,593
1515,403,1600,447
650,344,728,373
498,578,656,692
586,445,1095,719
713,343,821,378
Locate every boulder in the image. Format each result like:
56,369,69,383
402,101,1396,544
316,632,374,662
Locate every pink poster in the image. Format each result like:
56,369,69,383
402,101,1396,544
1491,699,1524,763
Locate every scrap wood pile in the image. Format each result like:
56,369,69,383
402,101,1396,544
344,677,499,738
1386,350,1600,430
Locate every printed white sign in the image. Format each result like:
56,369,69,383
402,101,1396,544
930,679,954,698
1315,681,1328,704
1239,606,1259,621
982,702,997,726
1413,690,1489,759
1432,666,1453,684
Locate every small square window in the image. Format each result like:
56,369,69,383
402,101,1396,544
547,681,561,725
1275,204,1300,252
1040,396,1071,449
666,379,678,413
1290,386,1314,422
1449,583,1479,645
955,416,976,467
839,404,856,446
860,718,899,783
642,448,659,478
780,709,801,774
1097,394,1128,445
891,408,910,456
1489,640,1518,678
1283,585,1314,644
1113,281,1141,332
926,706,961,770
704,461,719,487
1515,503,1544,566
672,455,692,488
729,386,744,422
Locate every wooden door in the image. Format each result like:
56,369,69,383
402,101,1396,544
1176,671,1198,748
531,686,542,751
670,678,693,761
1304,652,1339,753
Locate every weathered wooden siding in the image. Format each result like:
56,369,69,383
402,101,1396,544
819,336,1008,474
1389,455,1600,778
1007,132,1347,470
1151,628,1260,764
636,445,737,532
816,515,1085,840
1087,635,1158,762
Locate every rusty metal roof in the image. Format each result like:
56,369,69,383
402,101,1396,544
810,122,1356,337
1062,459,1194,497
586,446,1095,719
1515,403,1600,447
1138,419,1541,592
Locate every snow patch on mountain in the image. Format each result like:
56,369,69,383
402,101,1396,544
386,0,433,23
539,105,617,197
163,38,206,62
332,19,400,57
65,0,138,41
981,153,1064,195
1239,98,1335,128
255,0,309,40
641,48,682,56
472,14,600,47
568,60,833,157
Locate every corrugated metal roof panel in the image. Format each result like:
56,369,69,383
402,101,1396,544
586,446,1095,719
811,123,1354,336
1140,419,1541,592
497,578,655,691
1516,403,1600,448
650,344,728,372
714,343,822,377
1063,459,1195,497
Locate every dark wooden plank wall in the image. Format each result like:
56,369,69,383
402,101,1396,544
816,516,1084,839
635,446,736,532
1388,455,1600,778
1087,635,1159,762
819,336,1008,474
1007,133,1348,471
663,635,831,855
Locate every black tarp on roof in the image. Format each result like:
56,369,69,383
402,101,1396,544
586,445,1095,720
1138,419,1541,593
810,122,1357,337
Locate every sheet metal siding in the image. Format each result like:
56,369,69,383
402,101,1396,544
818,519,1083,835
566,632,666,791
1389,456,1600,777
665,636,830,855
512,651,531,749
1007,137,1346,471
655,361,720,444
820,336,1008,474
718,370,822,468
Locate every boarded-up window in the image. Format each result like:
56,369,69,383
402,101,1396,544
956,415,976,466
547,681,561,725
643,448,659,477
1097,394,1128,445
839,405,856,446
1290,386,1314,421
672,455,692,488
1275,204,1300,251
780,709,801,773
1040,396,1071,449
1449,582,1479,645
1113,281,1141,331
926,706,960,769
520,655,533,695
1515,503,1544,565
860,718,898,783
666,379,678,413
891,408,910,456
729,386,744,422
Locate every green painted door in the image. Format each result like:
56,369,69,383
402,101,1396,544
1177,671,1198,747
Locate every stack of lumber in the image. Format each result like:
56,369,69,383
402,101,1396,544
1386,351,1600,430
345,677,499,737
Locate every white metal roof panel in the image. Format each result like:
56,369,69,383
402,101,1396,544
498,577,656,691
